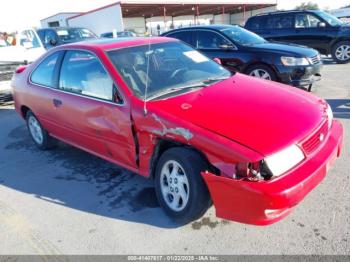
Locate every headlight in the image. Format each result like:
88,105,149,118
265,144,305,177
281,56,310,66
326,104,333,129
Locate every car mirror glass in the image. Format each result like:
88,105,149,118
23,41,33,49
318,22,326,28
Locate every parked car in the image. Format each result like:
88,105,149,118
0,27,97,64
245,10,350,64
0,39,10,47
162,25,322,91
11,37,343,225
100,31,137,38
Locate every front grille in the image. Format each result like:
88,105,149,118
309,55,321,65
302,120,328,155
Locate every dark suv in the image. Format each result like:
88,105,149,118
162,25,321,91
245,10,350,64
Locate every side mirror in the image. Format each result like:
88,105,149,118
213,58,222,64
113,84,123,104
318,22,326,28
219,43,234,50
49,39,58,46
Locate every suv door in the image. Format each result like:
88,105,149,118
194,29,241,72
165,30,194,46
263,14,296,43
293,12,334,53
54,50,137,169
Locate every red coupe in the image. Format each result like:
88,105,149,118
11,37,343,225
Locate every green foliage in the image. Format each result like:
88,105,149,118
295,2,319,10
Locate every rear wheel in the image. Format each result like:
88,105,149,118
246,64,277,81
331,41,350,64
154,147,211,224
26,111,55,150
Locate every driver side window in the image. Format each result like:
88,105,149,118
295,14,322,28
196,31,230,49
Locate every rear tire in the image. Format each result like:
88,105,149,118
331,41,350,64
154,147,211,224
26,111,56,150
246,64,277,82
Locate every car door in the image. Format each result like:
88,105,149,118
194,29,242,72
292,12,334,51
52,50,137,169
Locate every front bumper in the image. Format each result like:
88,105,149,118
277,62,322,87
202,120,343,225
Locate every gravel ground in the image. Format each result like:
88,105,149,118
0,58,349,255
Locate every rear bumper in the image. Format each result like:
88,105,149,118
277,62,323,87
202,120,343,225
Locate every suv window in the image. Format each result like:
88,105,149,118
167,31,192,45
266,15,294,29
246,16,267,30
295,13,322,28
31,52,60,87
59,51,114,101
196,30,230,49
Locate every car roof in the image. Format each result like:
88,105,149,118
163,24,240,34
251,9,320,18
58,37,177,51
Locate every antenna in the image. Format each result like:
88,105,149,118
143,15,153,115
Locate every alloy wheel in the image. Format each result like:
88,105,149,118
249,69,272,80
160,160,190,212
28,115,43,145
335,45,350,61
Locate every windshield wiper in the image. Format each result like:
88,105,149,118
147,82,208,101
147,76,231,101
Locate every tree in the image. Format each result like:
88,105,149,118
295,2,319,10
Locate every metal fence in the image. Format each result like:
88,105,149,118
0,62,23,82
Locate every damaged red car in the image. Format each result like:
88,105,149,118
11,37,343,225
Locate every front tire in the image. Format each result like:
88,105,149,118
246,64,277,82
26,111,55,150
154,147,211,224
331,41,350,64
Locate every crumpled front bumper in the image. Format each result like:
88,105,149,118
202,120,343,226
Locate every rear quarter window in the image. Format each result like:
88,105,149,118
31,52,60,87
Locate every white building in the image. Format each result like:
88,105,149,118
329,7,350,22
40,12,82,28
40,0,277,36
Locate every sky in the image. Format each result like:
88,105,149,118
0,0,349,32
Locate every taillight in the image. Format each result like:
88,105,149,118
15,66,27,74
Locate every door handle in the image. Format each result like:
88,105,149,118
53,99,62,108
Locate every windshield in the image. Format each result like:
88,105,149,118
107,41,231,100
315,11,343,26
220,26,267,46
56,28,97,43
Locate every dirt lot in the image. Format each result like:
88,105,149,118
0,58,349,255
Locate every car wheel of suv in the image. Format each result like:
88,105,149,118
154,147,211,224
246,64,277,81
26,111,55,150
332,41,350,64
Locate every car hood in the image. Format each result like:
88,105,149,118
249,42,318,57
148,73,326,156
